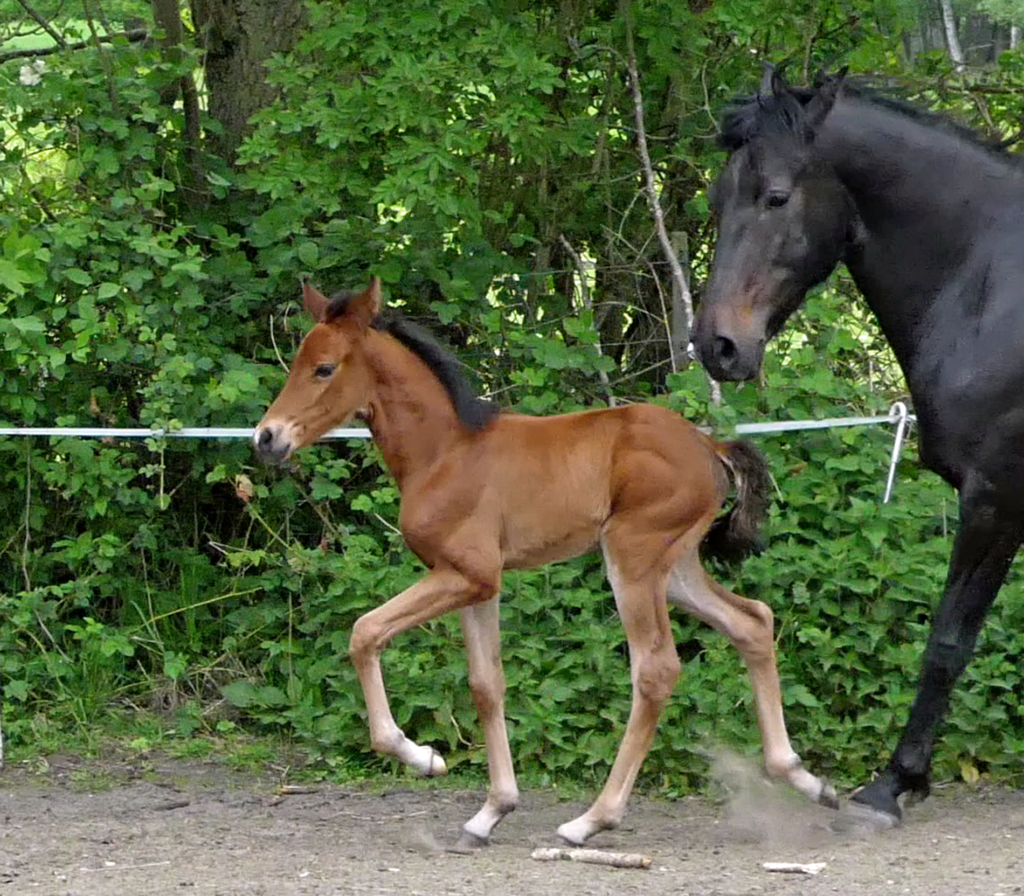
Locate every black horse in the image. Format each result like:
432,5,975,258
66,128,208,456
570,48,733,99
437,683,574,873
693,66,1024,828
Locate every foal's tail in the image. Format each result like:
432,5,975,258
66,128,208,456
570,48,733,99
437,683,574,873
702,439,773,563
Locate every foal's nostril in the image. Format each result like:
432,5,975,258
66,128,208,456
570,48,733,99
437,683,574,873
254,424,287,462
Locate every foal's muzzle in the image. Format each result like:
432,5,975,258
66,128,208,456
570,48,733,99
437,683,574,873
254,423,292,464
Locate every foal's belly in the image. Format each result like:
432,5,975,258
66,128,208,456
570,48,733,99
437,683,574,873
500,518,603,570
498,484,609,569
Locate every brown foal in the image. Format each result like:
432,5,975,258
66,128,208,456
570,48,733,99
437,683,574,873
254,278,834,847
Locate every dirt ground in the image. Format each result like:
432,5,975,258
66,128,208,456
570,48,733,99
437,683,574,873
1,753,1022,896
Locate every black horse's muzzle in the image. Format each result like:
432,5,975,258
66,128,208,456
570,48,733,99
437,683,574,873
693,328,766,382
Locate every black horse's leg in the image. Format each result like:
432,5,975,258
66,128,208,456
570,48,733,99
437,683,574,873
847,486,1022,824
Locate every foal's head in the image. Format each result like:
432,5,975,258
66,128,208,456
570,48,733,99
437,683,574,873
693,67,858,382
254,279,381,463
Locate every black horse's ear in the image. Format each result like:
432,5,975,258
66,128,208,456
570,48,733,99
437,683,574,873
804,67,847,133
758,62,789,99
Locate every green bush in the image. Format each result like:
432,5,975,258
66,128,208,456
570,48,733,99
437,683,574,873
3,2,1024,796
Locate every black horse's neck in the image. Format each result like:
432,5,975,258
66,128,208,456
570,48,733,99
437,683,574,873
816,94,1024,378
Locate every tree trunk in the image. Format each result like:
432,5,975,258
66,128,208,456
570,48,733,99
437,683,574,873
191,0,307,163
938,0,965,71
1012,25,1021,50
151,0,204,199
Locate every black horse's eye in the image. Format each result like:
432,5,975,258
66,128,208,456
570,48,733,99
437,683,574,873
314,363,336,379
766,191,790,209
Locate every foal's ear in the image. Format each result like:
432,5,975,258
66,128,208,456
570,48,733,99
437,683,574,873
303,282,331,323
345,276,383,330
804,66,848,133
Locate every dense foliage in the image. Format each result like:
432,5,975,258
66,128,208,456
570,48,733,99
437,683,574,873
2,0,1024,792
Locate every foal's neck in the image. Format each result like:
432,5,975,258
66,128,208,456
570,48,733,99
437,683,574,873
363,330,466,488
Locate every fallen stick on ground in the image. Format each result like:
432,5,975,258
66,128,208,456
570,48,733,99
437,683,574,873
763,862,827,875
277,784,322,795
531,847,652,869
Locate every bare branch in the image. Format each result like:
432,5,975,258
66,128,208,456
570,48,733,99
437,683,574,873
623,19,721,404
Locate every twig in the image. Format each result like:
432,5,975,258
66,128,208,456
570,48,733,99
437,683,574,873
80,861,172,873
623,19,721,406
559,234,616,407
531,847,652,868
763,862,827,875
16,0,66,49
646,258,677,373
373,513,402,538
22,443,32,591
332,809,432,824
269,314,290,372
277,784,322,795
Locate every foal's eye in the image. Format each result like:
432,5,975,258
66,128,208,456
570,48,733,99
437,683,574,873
765,191,790,209
314,363,336,379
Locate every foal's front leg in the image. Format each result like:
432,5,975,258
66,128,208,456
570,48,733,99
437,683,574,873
349,568,496,775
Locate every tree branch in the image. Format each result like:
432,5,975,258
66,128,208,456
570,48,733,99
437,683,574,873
0,28,148,64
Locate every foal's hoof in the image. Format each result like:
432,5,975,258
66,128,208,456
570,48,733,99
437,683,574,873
557,815,613,846
448,830,489,854
420,748,447,777
830,799,901,835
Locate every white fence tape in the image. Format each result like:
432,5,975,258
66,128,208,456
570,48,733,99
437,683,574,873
0,426,372,440
0,405,914,501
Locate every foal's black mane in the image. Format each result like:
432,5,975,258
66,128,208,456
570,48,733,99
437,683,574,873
720,79,1021,168
327,289,499,433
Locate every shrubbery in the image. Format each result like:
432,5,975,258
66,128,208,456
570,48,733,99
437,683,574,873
3,4,1024,793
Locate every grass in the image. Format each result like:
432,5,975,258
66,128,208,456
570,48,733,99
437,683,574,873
2,31,61,53
0,704,611,802
1,18,123,54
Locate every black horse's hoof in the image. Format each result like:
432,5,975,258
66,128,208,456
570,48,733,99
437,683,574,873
830,798,901,834
818,781,840,811
448,830,489,854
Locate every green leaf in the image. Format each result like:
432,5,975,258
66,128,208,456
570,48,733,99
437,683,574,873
221,681,258,708
64,268,93,286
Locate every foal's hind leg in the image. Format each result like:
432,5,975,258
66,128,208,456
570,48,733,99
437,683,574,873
668,553,836,807
454,596,519,849
557,546,681,845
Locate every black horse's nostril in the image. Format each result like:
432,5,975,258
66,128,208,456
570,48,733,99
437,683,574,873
714,335,738,364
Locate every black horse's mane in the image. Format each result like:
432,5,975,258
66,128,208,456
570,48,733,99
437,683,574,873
326,289,499,433
719,79,1021,167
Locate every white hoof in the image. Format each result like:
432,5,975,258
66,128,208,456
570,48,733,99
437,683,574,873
423,747,447,777
396,739,447,776
557,816,597,846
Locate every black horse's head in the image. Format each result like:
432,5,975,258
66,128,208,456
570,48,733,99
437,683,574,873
694,66,859,381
